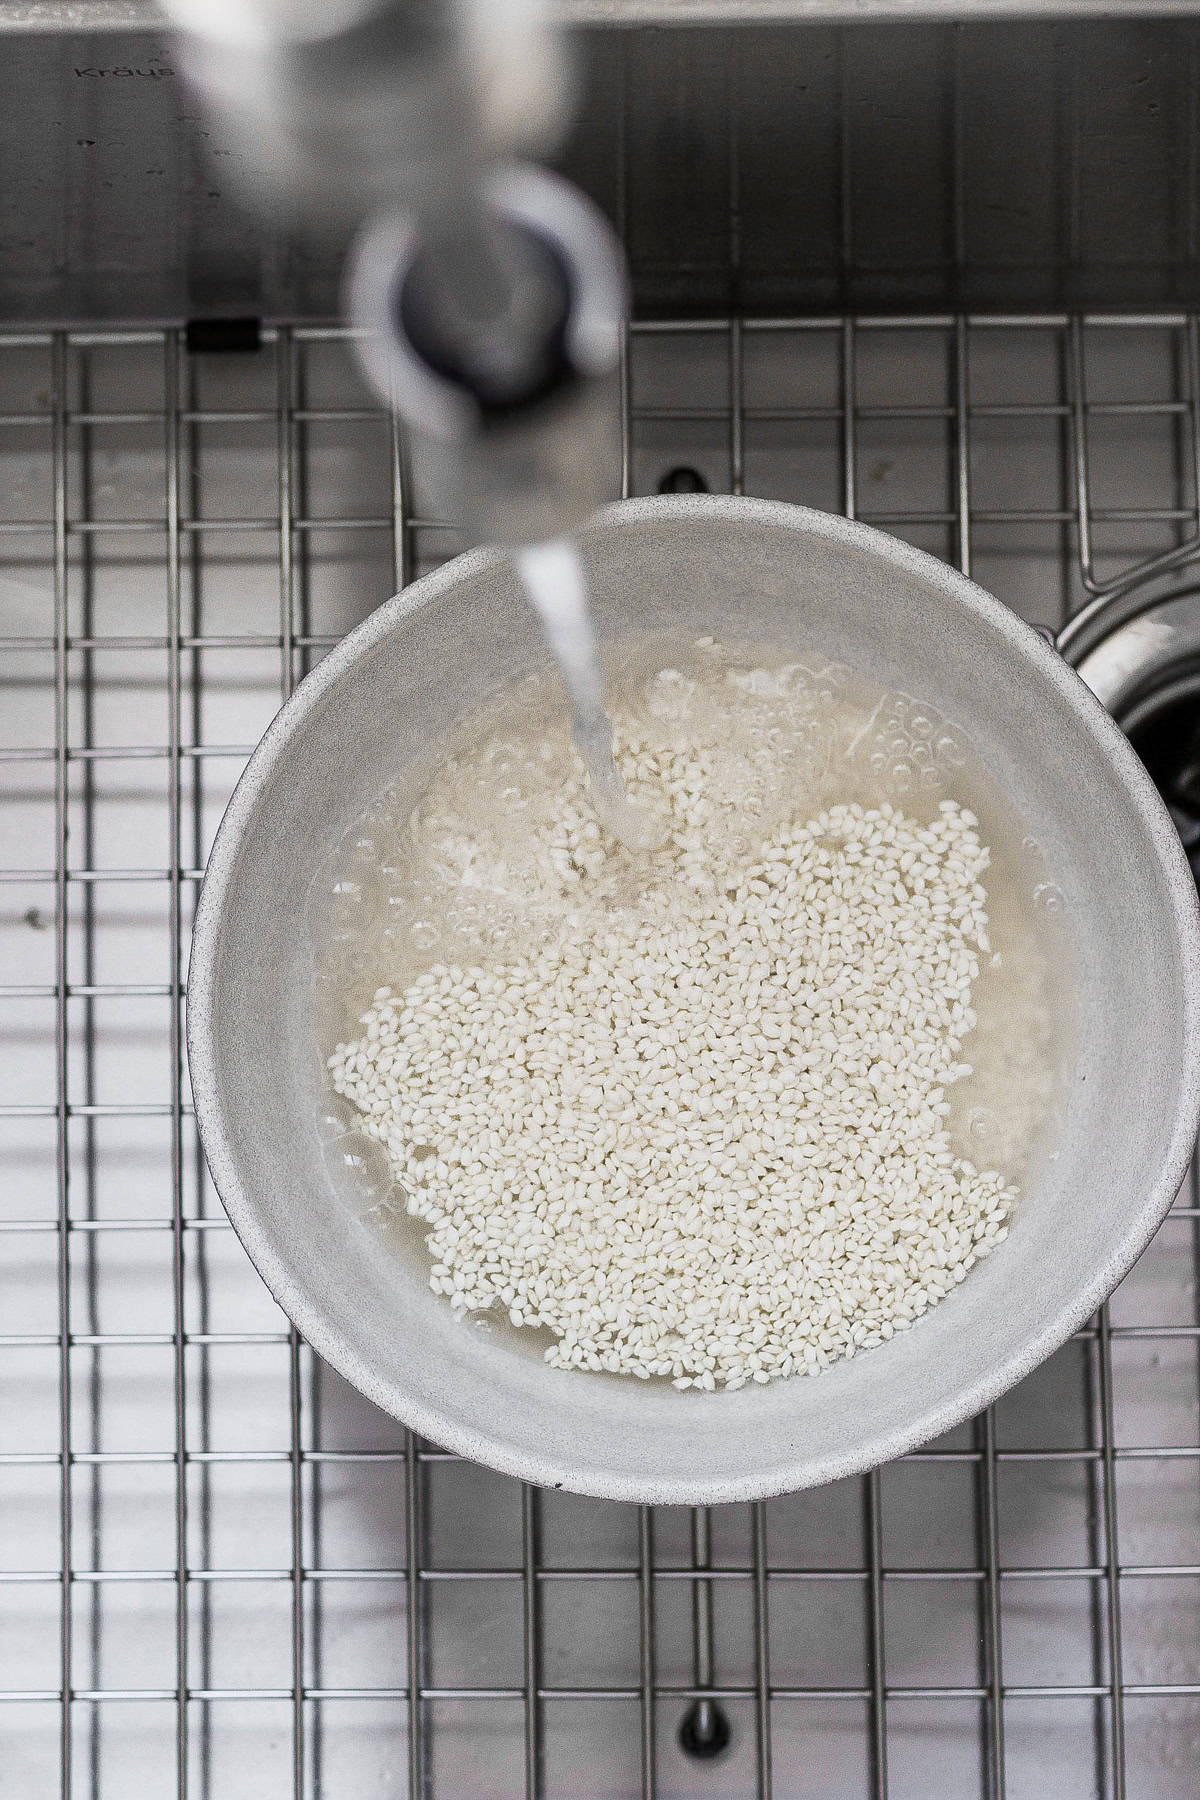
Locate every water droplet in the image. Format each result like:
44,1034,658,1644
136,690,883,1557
410,920,440,950
1033,882,1065,914
328,878,378,937
969,1107,997,1143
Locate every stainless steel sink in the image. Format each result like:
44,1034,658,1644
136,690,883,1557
2,9,1200,1799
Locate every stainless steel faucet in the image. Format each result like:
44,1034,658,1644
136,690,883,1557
161,0,626,548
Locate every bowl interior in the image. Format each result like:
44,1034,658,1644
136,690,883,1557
188,497,1200,1503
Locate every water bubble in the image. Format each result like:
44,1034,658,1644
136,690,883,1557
377,851,409,890
316,1094,357,1142
869,751,887,772
328,878,379,940
648,667,696,723
919,766,943,789
968,1106,998,1144
376,924,406,963
911,714,932,738
891,761,914,791
739,667,778,699
323,1130,395,1213
485,738,523,772
1033,882,1065,914
911,743,931,766
410,920,441,951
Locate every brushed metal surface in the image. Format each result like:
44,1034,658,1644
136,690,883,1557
4,19,1200,321
3,1,1200,26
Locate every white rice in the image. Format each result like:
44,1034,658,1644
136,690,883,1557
328,778,1015,1390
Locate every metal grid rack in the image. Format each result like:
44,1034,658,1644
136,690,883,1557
2,315,1200,1800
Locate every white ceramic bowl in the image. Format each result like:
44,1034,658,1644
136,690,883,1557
187,497,1200,1503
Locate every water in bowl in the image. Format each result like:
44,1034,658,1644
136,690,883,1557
307,632,1076,1350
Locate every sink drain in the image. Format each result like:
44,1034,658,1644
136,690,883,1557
1073,586,1200,884
1124,675,1200,879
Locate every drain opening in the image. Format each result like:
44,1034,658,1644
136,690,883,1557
1122,671,1200,883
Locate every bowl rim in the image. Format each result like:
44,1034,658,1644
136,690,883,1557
186,494,1200,1503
